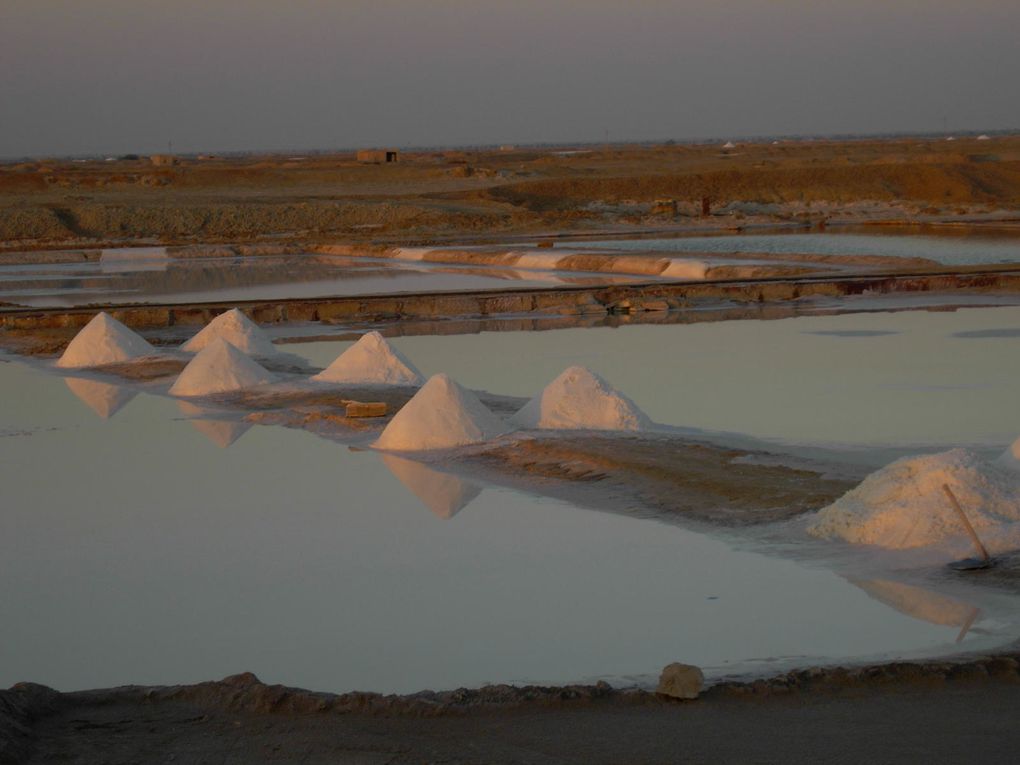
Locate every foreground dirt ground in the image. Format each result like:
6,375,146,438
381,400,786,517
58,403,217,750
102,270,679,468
6,656,1020,764
3,136,1019,248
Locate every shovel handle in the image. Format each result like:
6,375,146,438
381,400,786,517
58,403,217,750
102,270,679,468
942,484,990,563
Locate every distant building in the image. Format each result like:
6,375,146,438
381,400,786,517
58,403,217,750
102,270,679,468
149,154,177,166
357,149,399,164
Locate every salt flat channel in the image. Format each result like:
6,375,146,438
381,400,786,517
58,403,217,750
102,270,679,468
3,304,1020,694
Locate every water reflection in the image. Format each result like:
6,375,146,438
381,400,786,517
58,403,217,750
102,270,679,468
381,454,482,519
177,401,252,448
63,377,137,419
850,578,982,642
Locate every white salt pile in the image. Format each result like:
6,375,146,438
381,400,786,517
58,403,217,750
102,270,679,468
512,366,651,431
312,331,424,386
181,308,278,358
169,338,277,397
514,251,565,270
373,373,509,451
64,377,137,419
995,437,1020,473
660,259,709,280
381,454,482,519
808,449,1020,552
56,312,157,368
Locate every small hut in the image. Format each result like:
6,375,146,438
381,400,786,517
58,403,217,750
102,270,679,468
357,149,399,164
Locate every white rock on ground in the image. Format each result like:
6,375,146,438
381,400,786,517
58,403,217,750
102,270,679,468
512,365,651,431
656,663,705,700
373,373,509,452
56,312,157,368
170,338,277,397
807,448,1020,552
181,308,278,358
312,331,424,386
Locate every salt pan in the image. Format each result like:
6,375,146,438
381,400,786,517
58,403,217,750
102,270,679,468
373,373,509,451
56,312,157,368
512,366,651,431
170,338,277,397
312,331,423,386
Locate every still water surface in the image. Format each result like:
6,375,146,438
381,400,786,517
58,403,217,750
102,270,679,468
4,306,1020,693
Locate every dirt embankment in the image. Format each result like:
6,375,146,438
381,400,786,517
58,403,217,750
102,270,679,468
6,655,1020,764
3,137,1018,247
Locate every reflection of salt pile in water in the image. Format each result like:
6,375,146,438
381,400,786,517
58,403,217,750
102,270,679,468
177,401,251,448
56,312,157,369
170,338,277,397
850,578,980,628
64,377,137,419
374,373,509,451
808,449,1020,552
182,308,278,358
996,437,1020,473
312,331,424,386
512,365,651,431
381,454,482,519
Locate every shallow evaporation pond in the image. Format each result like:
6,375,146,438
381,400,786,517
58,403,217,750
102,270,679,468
582,230,1020,265
292,305,1020,453
0,358,1008,694
0,253,634,308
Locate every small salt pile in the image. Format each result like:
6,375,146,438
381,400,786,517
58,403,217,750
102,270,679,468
660,259,708,279
808,449,1020,552
312,331,424,386
170,338,277,397
373,373,509,451
56,312,156,368
512,365,651,431
995,437,1020,473
181,308,278,358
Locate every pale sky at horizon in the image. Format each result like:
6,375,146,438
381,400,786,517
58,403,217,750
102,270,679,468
1,0,1018,158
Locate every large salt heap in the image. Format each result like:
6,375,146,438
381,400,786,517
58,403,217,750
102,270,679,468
169,338,277,397
512,365,651,431
373,373,509,451
807,449,1020,552
381,454,482,519
312,331,424,386
56,312,156,368
181,308,278,358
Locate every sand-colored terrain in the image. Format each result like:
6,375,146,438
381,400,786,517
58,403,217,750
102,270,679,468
3,136,1019,248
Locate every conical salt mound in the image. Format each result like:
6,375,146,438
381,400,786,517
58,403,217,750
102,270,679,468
64,377,137,419
56,312,156,369
807,449,1020,551
312,331,424,386
181,308,278,357
169,338,277,397
512,365,651,431
178,402,251,448
996,437,1020,473
382,454,482,519
373,373,509,451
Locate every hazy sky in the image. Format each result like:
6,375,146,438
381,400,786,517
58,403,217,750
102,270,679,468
2,1,1018,157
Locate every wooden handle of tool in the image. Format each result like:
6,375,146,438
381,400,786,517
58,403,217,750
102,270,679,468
942,484,990,562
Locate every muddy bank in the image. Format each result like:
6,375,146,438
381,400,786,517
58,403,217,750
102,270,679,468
6,653,1020,764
